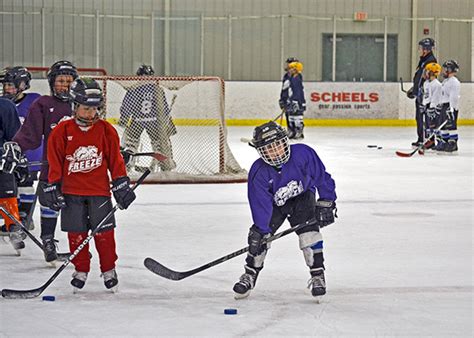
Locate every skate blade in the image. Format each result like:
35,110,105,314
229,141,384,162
47,260,57,268
234,291,250,300
72,287,82,294
312,295,324,304
108,286,119,293
15,249,21,256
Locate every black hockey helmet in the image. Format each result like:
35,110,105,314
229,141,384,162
0,66,32,100
47,60,78,101
442,59,459,73
285,57,299,64
70,78,104,107
70,78,103,126
136,64,155,76
418,38,435,51
252,121,290,167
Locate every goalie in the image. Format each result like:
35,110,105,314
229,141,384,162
119,65,176,172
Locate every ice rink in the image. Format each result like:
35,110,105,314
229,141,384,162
0,126,473,337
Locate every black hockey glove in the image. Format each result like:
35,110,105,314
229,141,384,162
14,159,30,184
278,99,286,110
248,225,270,256
0,142,24,174
120,147,134,165
315,199,337,228
41,183,67,211
406,87,415,99
112,176,136,210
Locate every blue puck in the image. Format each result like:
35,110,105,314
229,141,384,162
224,308,237,315
42,295,55,301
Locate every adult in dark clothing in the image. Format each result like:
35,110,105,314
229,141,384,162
408,38,437,146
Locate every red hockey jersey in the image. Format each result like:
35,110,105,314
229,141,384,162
47,119,127,197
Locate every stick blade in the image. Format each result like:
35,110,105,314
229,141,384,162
144,257,186,281
395,150,414,157
152,152,168,161
2,287,44,299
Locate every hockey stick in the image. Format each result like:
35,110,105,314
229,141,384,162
1,169,151,299
0,206,71,260
395,120,448,157
240,109,286,144
144,218,317,281
399,77,407,93
130,152,168,162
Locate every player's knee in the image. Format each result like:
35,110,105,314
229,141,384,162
298,231,323,267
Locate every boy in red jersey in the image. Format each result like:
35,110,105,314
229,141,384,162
44,78,136,292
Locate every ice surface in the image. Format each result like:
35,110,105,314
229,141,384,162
0,127,472,336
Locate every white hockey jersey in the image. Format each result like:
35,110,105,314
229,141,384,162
422,78,443,108
441,76,461,111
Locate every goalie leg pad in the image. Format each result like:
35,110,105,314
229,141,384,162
299,231,323,267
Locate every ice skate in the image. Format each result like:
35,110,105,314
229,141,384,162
307,268,326,303
233,266,259,299
42,237,58,265
71,271,88,293
102,268,119,292
8,224,26,255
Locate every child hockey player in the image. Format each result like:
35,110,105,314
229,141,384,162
279,58,306,139
1,66,41,229
44,78,136,292
12,60,78,263
233,121,337,300
437,60,461,153
421,62,442,151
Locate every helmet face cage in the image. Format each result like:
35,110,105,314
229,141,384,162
256,137,291,167
1,67,31,100
442,60,459,74
70,78,103,126
47,61,78,101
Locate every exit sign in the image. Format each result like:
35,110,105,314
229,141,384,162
354,11,368,22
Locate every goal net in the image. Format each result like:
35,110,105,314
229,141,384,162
89,75,247,183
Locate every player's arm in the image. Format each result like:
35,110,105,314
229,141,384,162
448,80,460,111
43,124,66,211
247,165,274,235
12,99,45,151
306,147,337,227
106,123,135,210
1,99,21,141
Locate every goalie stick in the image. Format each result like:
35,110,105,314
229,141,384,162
1,169,150,299
144,218,317,281
0,205,71,260
395,120,448,157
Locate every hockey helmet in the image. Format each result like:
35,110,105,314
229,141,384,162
70,78,103,126
0,66,32,101
47,60,78,101
136,64,155,76
252,121,290,167
424,63,441,77
285,57,299,64
288,61,303,74
442,60,459,74
418,38,435,51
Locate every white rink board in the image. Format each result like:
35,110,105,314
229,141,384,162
29,80,474,121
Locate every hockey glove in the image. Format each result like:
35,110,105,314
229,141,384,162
248,225,270,256
120,147,134,165
41,183,67,211
112,176,136,210
406,87,415,99
0,142,24,174
315,199,337,228
278,99,286,110
14,157,30,184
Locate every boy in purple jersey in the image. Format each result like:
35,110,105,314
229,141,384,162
1,66,41,229
233,121,337,300
11,60,78,263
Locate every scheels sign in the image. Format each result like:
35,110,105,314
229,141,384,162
310,92,379,102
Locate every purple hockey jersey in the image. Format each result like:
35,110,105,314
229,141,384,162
16,93,42,171
13,96,73,181
248,143,336,233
